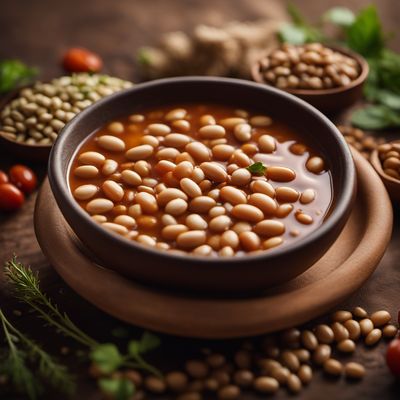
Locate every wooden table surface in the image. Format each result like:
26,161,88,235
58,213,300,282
1,1,400,399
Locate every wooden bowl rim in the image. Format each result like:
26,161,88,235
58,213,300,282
251,45,369,96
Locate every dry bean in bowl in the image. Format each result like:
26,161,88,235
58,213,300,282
0,73,132,147
68,103,332,257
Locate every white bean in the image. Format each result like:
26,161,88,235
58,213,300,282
97,135,126,152
102,159,118,176
199,124,226,139
126,144,154,160
121,170,142,186
220,230,239,249
176,230,206,249
135,192,158,214
102,222,129,235
102,180,124,202
164,133,191,147
250,180,275,197
157,188,188,206
220,186,247,205
162,224,189,240
165,198,188,216
200,162,227,182
258,135,276,153
78,151,105,166
189,196,216,213
254,220,285,236
114,215,136,228
234,123,252,142
230,168,251,186
73,184,98,200
74,165,98,178
186,142,211,162
147,123,171,136
212,144,235,161
209,215,232,232
231,204,264,222
248,193,277,215
86,198,114,214
180,178,202,198
250,115,272,127
186,214,208,230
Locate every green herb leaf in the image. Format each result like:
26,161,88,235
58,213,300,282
98,378,135,400
324,7,355,27
90,344,124,374
246,162,267,175
128,332,160,357
0,60,38,93
351,105,400,130
346,5,385,58
278,3,324,45
278,23,307,45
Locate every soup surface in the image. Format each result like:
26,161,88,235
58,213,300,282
69,104,332,257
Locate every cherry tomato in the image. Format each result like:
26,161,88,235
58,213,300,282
62,47,103,73
0,183,25,211
9,165,37,194
387,338,400,377
0,170,8,184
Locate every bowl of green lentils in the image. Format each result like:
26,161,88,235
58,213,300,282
0,73,132,162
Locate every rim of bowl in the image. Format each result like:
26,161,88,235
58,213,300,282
251,45,369,96
49,76,356,265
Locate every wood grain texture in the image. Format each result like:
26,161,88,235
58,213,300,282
1,0,400,399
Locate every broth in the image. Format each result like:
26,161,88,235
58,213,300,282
69,104,333,257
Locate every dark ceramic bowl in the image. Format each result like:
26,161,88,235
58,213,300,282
48,77,356,294
251,46,369,114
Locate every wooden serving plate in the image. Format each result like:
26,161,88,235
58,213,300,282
34,150,392,338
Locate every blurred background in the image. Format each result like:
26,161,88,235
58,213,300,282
1,0,399,82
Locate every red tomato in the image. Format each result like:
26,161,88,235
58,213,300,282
387,338,400,377
0,183,25,211
62,47,103,73
9,165,37,194
0,170,8,184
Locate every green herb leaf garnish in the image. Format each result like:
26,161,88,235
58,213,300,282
0,60,38,93
323,7,355,27
246,162,267,175
98,378,135,400
90,344,124,374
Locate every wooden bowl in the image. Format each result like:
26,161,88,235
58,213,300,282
370,140,400,202
48,77,356,294
251,46,369,114
0,86,52,163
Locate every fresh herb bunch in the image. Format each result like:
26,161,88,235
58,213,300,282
0,60,38,93
0,308,75,399
3,257,162,400
279,4,400,130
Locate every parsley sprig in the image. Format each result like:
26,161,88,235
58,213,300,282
246,162,267,175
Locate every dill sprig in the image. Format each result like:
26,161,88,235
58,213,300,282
3,256,162,399
5,257,98,348
0,308,75,399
